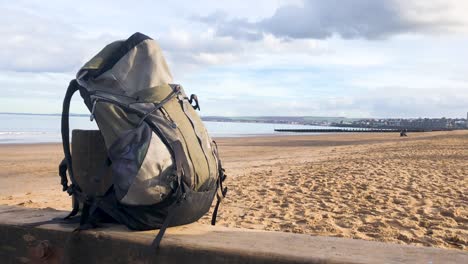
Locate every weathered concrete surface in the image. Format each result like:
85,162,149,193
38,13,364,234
0,205,466,264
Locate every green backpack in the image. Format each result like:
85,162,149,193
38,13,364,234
58,32,227,247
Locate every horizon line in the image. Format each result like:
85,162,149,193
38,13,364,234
0,112,466,120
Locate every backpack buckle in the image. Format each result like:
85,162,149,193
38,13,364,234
189,94,200,111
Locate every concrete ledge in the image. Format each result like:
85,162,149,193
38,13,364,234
0,205,466,264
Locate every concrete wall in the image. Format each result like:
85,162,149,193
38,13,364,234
0,205,466,264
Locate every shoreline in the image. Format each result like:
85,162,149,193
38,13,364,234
0,129,458,145
0,132,322,145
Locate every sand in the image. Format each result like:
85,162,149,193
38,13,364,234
0,131,467,250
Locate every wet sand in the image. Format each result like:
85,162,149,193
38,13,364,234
0,131,467,250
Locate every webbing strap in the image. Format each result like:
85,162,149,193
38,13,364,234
151,140,187,249
151,177,185,249
178,94,213,180
60,80,86,220
137,85,181,127
211,175,227,225
151,199,179,249
64,195,80,220
211,199,222,226
61,80,81,191
211,140,227,225
58,159,68,192
73,198,101,232
170,140,192,183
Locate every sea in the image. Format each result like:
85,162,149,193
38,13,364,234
0,113,338,144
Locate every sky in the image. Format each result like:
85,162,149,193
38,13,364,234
1,0,467,118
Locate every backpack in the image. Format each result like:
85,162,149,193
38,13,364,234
58,32,227,248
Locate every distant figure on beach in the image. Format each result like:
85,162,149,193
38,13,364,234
400,129,408,137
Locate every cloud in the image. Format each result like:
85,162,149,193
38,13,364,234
199,88,468,118
0,6,118,73
353,89,468,118
158,28,244,73
159,28,331,77
200,0,468,41
0,0,467,118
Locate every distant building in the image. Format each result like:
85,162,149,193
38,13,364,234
338,116,468,131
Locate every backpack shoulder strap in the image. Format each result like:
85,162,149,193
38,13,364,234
59,80,86,219
211,140,227,225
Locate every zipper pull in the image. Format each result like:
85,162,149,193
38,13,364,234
90,99,98,121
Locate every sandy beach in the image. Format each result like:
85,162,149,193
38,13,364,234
0,131,466,250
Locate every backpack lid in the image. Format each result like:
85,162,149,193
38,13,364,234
77,32,173,95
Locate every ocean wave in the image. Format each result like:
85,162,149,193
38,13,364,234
0,131,54,135
0,131,61,144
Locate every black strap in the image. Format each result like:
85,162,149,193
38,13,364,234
149,139,190,249
64,195,80,220
137,84,181,127
151,201,178,249
84,33,151,79
151,142,186,250
151,183,185,249
60,80,88,220
61,80,82,191
211,140,227,225
211,175,227,225
211,199,222,226
58,159,69,192
72,198,101,232
188,94,200,110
